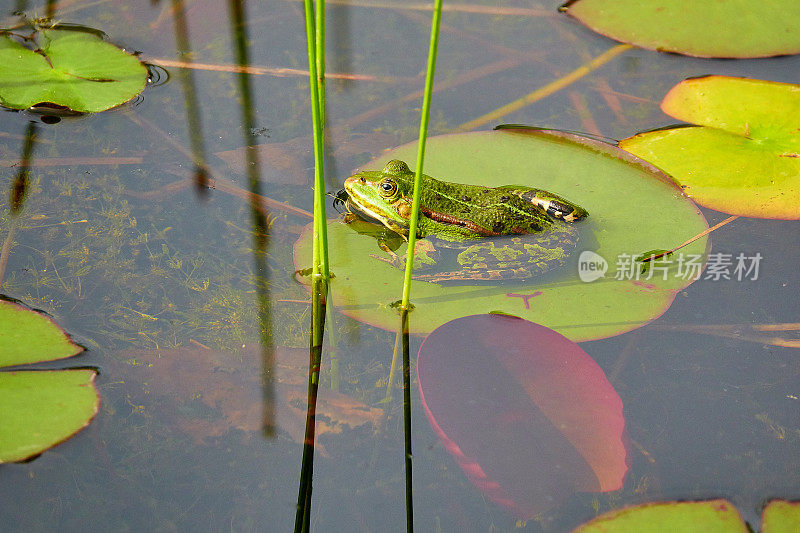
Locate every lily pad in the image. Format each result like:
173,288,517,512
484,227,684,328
0,298,83,365
417,314,628,519
294,129,709,341
561,0,800,58
0,298,99,463
620,76,800,219
574,499,748,532
0,370,99,463
763,501,800,533
0,27,147,113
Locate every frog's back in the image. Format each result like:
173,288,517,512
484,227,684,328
416,176,555,240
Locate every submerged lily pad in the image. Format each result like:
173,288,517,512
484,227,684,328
0,298,99,463
417,315,628,519
621,76,800,219
575,499,748,532
116,346,381,452
0,27,147,113
294,129,709,341
561,0,800,58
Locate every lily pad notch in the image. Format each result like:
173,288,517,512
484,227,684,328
621,76,800,219
0,25,148,113
0,297,100,463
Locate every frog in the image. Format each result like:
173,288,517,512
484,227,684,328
341,159,588,283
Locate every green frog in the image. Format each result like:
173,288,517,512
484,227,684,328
342,160,588,282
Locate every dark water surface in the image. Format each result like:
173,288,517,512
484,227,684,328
1,1,799,531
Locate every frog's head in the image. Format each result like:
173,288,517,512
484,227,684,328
343,160,416,237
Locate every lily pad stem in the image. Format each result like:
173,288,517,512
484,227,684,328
641,215,738,262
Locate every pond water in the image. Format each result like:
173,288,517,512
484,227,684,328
1,1,799,531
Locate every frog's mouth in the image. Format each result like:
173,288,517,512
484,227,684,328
345,198,398,227
338,192,411,237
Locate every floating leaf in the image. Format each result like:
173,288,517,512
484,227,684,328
575,499,748,532
0,370,99,463
621,76,800,219
561,0,800,58
417,314,627,519
0,28,147,113
0,298,83,366
763,501,800,533
294,129,709,341
0,298,99,463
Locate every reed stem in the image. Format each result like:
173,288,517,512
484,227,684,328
400,0,443,310
295,0,329,529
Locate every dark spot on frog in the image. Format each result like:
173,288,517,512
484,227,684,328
461,209,471,214
493,221,505,232
436,193,443,200
499,195,510,203
461,195,471,202
529,222,542,231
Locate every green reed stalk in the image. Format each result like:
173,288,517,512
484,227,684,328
316,0,326,127
315,0,340,392
400,0,443,309
305,1,329,282
295,0,329,530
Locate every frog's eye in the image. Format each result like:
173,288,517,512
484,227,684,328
379,179,398,197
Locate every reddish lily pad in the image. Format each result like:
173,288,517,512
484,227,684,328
621,76,800,219
574,499,748,532
561,0,800,58
294,129,709,341
0,298,99,463
417,314,628,519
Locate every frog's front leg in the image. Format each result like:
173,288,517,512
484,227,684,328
500,186,588,222
370,239,440,271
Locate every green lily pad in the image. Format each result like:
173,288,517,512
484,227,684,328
574,499,749,532
763,501,800,533
294,129,709,341
574,499,800,532
620,76,800,219
561,0,800,58
0,298,99,463
0,370,99,463
0,27,147,113
0,298,83,365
